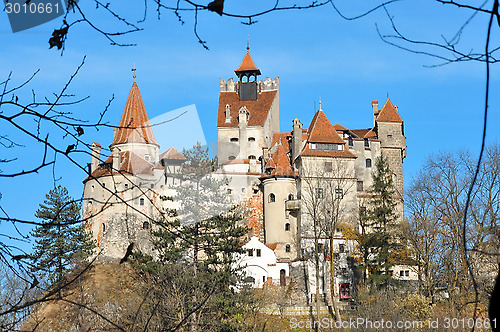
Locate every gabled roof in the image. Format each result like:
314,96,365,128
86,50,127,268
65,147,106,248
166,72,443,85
235,51,261,74
333,123,348,131
300,144,357,159
350,128,371,138
217,90,277,127
111,82,159,147
159,147,187,160
376,98,403,123
307,110,345,144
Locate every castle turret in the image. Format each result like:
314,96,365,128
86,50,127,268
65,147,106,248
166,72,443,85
375,98,406,198
235,46,261,101
91,142,101,173
292,118,302,162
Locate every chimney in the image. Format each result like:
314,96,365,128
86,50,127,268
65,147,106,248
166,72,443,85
292,118,303,162
91,142,101,173
112,148,120,171
238,107,248,159
372,100,379,127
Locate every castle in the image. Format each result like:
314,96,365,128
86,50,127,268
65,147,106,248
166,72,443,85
83,48,410,302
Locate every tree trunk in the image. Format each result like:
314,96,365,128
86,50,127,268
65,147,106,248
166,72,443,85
329,235,341,322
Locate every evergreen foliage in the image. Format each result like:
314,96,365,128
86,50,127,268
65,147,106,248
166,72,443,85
358,155,402,288
29,185,95,287
131,143,249,331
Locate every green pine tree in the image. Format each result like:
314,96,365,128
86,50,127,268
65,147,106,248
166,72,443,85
29,185,95,288
360,155,402,288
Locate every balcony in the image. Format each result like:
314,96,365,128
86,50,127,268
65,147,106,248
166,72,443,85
285,199,300,210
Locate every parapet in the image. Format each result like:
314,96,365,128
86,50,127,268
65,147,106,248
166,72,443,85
220,77,279,93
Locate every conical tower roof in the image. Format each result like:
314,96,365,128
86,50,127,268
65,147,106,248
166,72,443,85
111,82,158,147
235,49,261,75
377,98,403,123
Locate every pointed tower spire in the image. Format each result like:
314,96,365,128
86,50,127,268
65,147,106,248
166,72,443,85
111,81,158,147
235,43,261,101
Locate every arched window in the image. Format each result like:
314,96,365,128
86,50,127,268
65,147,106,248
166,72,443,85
285,223,290,231
143,221,150,230
248,155,256,160
248,137,256,142
269,193,276,203
102,223,106,232
366,158,372,168
228,156,236,160
230,137,238,142
285,244,291,253
140,198,145,206
288,194,294,200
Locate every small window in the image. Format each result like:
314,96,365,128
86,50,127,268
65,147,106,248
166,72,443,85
364,138,370,148
140,198,145,206
256,249,261,257
316,188,324,199
227,188,232,195
269,193,276,203
248,155,256,160
335,188,344,199
230,137,239,142
143,221,150,230
102,183,106,188
263,276,266,283
241,187,245,193
285,223,290,231
405,270,410,277
228,156,236,160
348,136,354,147
91,185,95,192
248,137,256,142
248,249,253,257
325,162,332,172
125,183,128,189
339,244,345,253
357,181,363,192
285,244,291,253
102,223,106,232
288,194,294,200
150,183,154,189
360,207,367,216
366,158,372,168
400,270,405,277
145,155,150,162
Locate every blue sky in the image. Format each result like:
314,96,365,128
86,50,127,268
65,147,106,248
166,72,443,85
1,1,499,252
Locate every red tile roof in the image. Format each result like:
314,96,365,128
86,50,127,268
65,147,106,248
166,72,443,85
235,51,261,74
217,90,277,127
111,82,158,147
377,98,403,123
159,147,187,160
333,123,348,131
350,128,371,138
307,110,345,144
84,151,159,182
266,143,296,177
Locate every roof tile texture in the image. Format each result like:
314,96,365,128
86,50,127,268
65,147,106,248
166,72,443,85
217,91,277,127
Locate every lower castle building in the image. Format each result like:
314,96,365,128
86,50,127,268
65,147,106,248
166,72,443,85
83,48,409,302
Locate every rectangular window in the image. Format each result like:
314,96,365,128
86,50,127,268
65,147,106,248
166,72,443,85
364,138,370,148
256,249,261,257
400,270,405,277
357,181,363,192
248,249,253,257
335,188,343,199
339,244,345,253
316,188,324,199
405,270,410,277
325,162,332,172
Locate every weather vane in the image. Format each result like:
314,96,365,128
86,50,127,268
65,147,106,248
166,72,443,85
132,63,136,82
